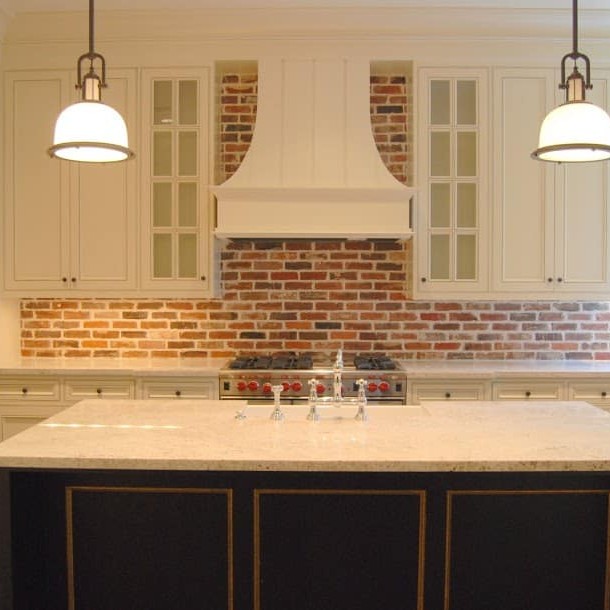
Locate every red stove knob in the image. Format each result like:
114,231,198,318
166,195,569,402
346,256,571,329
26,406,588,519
236,381,247,392
316,383,326,394
368,382,378,392
291,381,303,392
282,382,291,392
379,381,391,393
247,380,259,391
262,383,273,394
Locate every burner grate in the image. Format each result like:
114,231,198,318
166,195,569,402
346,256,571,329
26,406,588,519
353,355,398,370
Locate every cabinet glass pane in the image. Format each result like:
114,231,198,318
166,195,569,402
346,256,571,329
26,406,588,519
456,234,477,280
178,80,198,125
179,183,198,227
153,234,172,278
153,183,172,227
457,183,477,228
153,132,172,176
178,234,197,278
430,80,450,125
430,234,450,280
178,131,197,176
431,183,451,228
430,132,450,177
456,132,476,176
456,80,477,125
153,81,173,125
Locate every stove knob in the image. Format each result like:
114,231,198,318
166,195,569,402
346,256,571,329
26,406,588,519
247,380,259,392
291,381,303,392
282,382,291,392
316,383,326,394
236,381,247,392
379,381,391,393
368,382,379,392
262,383,273,394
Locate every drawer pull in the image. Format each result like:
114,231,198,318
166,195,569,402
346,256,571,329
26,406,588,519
175,390,182,397
96,388,103,395
525,390,531,398
602,391,607,398
21,387,28,395
444,392,451,399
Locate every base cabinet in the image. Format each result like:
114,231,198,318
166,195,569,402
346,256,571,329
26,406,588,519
2,469,609,610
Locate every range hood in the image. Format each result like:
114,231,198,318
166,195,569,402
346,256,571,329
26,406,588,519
213,57,415,240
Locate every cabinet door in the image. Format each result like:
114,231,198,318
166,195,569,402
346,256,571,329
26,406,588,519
138,378,218,400
554,72,610,293
492,68,555,293
140,68,213,295
416,68,489,297
70,69,138,291
492,380,565,401
409,380,490,404
3,70,71,291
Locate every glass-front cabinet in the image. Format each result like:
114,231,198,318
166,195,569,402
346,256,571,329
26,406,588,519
141,68,214,294
416,68,489,296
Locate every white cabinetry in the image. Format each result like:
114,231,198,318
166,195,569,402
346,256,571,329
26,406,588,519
493,68,610,297
408,379,490,404
138,377,218,400
415,68,489,297
492,379,565,401
3,70,137,296
140,68,215,295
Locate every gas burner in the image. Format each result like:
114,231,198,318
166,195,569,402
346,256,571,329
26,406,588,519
228,352,314,370
228,355,273,370
353,354,398,371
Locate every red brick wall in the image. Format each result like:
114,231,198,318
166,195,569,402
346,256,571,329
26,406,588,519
19,68,610,361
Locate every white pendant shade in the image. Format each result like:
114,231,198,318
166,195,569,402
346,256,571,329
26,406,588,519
48,100,134,163
532,101,610,162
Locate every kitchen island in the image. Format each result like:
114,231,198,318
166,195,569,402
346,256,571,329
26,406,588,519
1,398,610,610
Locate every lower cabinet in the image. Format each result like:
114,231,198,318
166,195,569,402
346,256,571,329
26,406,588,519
492,379,565,401
409,379,490,404
138,377,218,400
568,382,610,412
3,469,609,610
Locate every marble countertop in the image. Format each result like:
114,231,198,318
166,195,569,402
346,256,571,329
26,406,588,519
400,359,610,379
0,357,228,376
2,398,610,472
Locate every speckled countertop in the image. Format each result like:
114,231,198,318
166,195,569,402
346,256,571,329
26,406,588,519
400,359,610,379
0,357,228,376
1,398,610,472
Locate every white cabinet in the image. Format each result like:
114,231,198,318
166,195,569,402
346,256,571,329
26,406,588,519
140,68,216,296
567,381,610,411
63,377,135,402
408,379,490,404
415,68,490,297
3,69,138,296
492,379,565,401
138,377,218,400
492,68,610,297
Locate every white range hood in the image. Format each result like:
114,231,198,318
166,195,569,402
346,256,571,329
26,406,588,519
213,57,415,240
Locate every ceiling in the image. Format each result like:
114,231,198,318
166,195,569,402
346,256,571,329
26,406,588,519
2,0,609,12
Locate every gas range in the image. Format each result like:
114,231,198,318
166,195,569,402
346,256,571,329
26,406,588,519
219,352,406,403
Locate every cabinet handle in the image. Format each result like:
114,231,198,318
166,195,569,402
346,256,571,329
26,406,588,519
71,277,76,283
525,390,531,398
547,277,553,283
96,388,102,395
602,391,607,398
557,277,563,283
421,277,427,283
175,390,182,397
444,392,451,399
21,387,28,395
62,277,68,283
200,275,206,281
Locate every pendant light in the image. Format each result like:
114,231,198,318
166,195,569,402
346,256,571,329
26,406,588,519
532,0,610,163
48,0,134,163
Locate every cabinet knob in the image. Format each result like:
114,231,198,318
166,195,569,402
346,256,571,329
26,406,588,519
200,275,206,281
71,277,76,283
96,388,102,395
557,277,563,283
175,390,182,397
421,277,427,283
21,387,28,395
602,391,607,398
62,277,68,283
547,277,553,283
444,392,451,399
525,390,531,398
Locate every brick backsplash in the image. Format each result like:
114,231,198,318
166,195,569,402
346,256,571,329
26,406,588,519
19,68,610,360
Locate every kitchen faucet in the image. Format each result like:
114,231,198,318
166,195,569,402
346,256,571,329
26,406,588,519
333,348,344,403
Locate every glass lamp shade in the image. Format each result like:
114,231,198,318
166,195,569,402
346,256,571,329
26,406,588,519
532,101,610,162
48,100,134,162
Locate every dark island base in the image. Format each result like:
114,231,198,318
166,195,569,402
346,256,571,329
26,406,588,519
1,469,610,610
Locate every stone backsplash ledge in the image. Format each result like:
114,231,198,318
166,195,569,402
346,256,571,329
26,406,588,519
20,239,610,361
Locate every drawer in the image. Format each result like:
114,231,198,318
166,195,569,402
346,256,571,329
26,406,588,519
139,378,218,400
64,377,135,403
0,404,64,440
568,382,610,409
492,381,565,401
409,381,489,404
0,377,61,402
